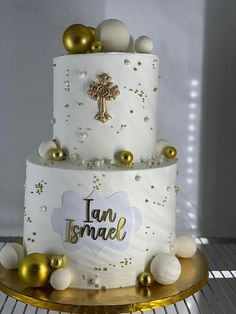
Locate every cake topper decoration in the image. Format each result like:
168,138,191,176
62,20,154,54
88,73,120,123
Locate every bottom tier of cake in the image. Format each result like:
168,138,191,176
23,155,177,289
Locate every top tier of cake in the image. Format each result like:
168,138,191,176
53,53,159,161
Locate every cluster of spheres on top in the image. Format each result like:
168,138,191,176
63,18,154,54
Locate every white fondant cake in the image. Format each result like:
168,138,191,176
24,156,177,289
23,50,178,289
53,53,159,161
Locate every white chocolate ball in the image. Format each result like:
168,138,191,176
0,244,18,269
50,268,71,290
38,140,57,159
175,234,197,258
135,35,154,53
150,253,181,285
95,19,130,52
9,243,25,265
70,153,80,161
126,35,135,52
153,139,169,157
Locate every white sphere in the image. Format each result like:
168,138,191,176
150,253,181,285
175,234,197,258
70,153,79,161
153,139,169,157
95,19,130,52
38,140,57,159
9,243,25,265
50,268,71,290
0,244,18,269
126,35,135,52
135,35,154,53
94,160,101,167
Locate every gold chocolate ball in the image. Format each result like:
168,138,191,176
63,24,93,54
119,150,134,165
90,40,103,53
87,26,96,38
162,146,177,159
50,148,66,161
18,253,51,287
50,255,65,269
138,272,154,287
139,287,152,298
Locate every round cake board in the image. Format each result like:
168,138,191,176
0,249,208,313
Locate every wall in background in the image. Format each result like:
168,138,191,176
199,0,236,237
0,0,235,237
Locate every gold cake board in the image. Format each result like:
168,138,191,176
0,250,208,314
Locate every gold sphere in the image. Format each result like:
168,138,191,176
50,255,65,269
138,272,154,287
138,287,152,298
162,146,177,159
63,24,93,54
18,253,51,287
49,148,66,161
87,26,96,38
90,40,103,53
119,150,134,165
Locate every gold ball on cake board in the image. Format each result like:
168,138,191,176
90,40,103,53
50,255,66,269
162,146,177,159
138,272,154,287
49,148,66,161
18,253,51,287
119,150,134,165
63,24,93,54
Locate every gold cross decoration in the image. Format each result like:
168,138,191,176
88,73,120,123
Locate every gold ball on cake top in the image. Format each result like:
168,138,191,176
50,255,66,269
138,271,154,287
119,150,134,165
49,148,66,161
63,24,93,54
87,26,96,38
162,146,177,159
90,40,103,53
18,253,51,287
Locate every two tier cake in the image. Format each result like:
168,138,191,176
0,19,197,292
